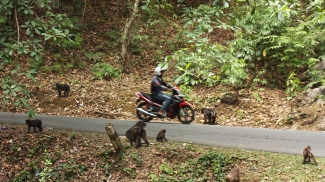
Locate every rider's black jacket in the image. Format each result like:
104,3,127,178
150,75,172,95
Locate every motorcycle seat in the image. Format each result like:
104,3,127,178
140,92,163,104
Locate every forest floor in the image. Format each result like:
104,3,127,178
1,123,324,182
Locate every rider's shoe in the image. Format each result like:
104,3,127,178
157,110,166,118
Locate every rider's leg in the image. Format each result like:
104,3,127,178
153,93,172,116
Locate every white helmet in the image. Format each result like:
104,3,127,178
154,66,167,76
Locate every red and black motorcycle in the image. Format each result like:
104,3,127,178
135,87,195,124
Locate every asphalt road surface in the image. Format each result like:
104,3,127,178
1,111,325,157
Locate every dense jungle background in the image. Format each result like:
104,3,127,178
2,0,325,181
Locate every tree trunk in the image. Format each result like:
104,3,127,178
105,123,124,153
120,0,140,72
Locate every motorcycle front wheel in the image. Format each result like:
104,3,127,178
177,106,195,124
136,102,153,122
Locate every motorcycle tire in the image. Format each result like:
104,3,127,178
136,102,153,122
177,106,195,124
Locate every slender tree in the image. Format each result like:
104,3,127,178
121,0,140,72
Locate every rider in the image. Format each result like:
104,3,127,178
151,66,174,117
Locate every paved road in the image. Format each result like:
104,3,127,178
1,111,325,157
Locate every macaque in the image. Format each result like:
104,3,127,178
26,119,42,133
201,108,216,124
31,87,39,96
125,121,149,148
303,146,318,165
225,167,240,182
156,129,168,142
56,83,70,97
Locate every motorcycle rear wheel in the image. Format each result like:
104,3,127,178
177,106,195,124
136,102,153,122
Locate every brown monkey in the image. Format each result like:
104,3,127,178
31,87,39,96
125,121,149,148
156,129,168,142
129,126,143,148
225,167,240,182
303,146,317,165
201,108,216,124
26,119,42,133
56,83,70,97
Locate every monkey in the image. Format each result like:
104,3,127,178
26,119,42,133
125,121,149,148
56,83,70,97
225,167,240,182
129,126,143,148
201,108,216,124
31,87,39,96
156,129,168,142
303,146,318,165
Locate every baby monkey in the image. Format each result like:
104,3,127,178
56,83,70,97
225,167,240,182
26,119,42,133
303,146,318,165
156,129,168,142
201,108,216,124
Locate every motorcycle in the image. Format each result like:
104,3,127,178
135,87,195,124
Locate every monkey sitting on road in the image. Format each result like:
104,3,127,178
56,83,70,97
125,121,149,148
156,129,168,142
225,167,240,182
201,108,216,124
26,119,42,133
303,146,318,165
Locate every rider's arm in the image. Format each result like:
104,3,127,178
161,79,173,89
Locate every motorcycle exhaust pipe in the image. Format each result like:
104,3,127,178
137,108,157,117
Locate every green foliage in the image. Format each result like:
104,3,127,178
41,63,75,73
286,72,302,100
104,29,121,41
13,170,32,181
91,63,121,80
155,149,232,181
28,57,43,70
84,51,104,63
252,69,268,88
141,0,174,19
123,167,136,179
251,91,263,103
0,0,79,63
61,34,83,50
38,149,58,182
70,131,78,139
230,0,325,92
197,151,230,180
171,4,248,87
0,66,37,117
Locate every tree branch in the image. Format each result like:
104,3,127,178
15,6,20,41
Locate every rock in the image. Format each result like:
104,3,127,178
292,86,325,107
316,116,325,130
221,93,239,105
